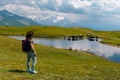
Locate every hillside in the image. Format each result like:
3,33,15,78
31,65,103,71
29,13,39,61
0,10,40,26
0,35,120,80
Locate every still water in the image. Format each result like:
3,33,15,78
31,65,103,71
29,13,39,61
9,36,120,63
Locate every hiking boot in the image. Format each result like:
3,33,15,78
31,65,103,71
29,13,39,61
31,70,37,74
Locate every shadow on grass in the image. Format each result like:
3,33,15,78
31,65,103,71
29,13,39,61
8,69,26,73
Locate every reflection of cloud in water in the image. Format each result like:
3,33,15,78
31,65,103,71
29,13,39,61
9,36,120,63
48,39,120,58
52,40,63,48
95,43,120,58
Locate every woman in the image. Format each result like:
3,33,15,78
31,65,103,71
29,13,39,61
25,31,37,74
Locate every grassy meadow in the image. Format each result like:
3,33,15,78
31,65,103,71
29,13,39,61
0,26,94,37
1,26,120,80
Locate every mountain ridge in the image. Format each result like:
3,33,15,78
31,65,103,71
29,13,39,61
0,10,40,26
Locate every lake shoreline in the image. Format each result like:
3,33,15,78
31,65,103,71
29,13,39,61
9,35,120,63
1,26,120,48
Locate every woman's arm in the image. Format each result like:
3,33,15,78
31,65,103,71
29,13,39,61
30,43,37,56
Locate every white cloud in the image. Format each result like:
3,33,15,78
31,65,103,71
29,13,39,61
1,0,120,13
0,0,120,29
53,15,64,23
40,0,48,5
96,0,120,12
69,0,92,9
1,0,120,15
56,0,62,6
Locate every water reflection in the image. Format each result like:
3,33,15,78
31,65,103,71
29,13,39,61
9,36,120,63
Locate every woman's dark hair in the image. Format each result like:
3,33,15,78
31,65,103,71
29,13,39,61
26,31,34,39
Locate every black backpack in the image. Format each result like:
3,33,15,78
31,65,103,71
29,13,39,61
22,40,30,52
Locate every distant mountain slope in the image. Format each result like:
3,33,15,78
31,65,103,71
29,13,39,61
0,10,40,26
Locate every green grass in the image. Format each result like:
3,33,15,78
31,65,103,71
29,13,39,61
1,26,120,79
0,35,120,80
0,26,95,37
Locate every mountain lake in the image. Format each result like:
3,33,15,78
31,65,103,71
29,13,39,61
9,36,120,63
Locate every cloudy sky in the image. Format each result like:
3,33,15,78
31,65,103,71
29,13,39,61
0,0,120,30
